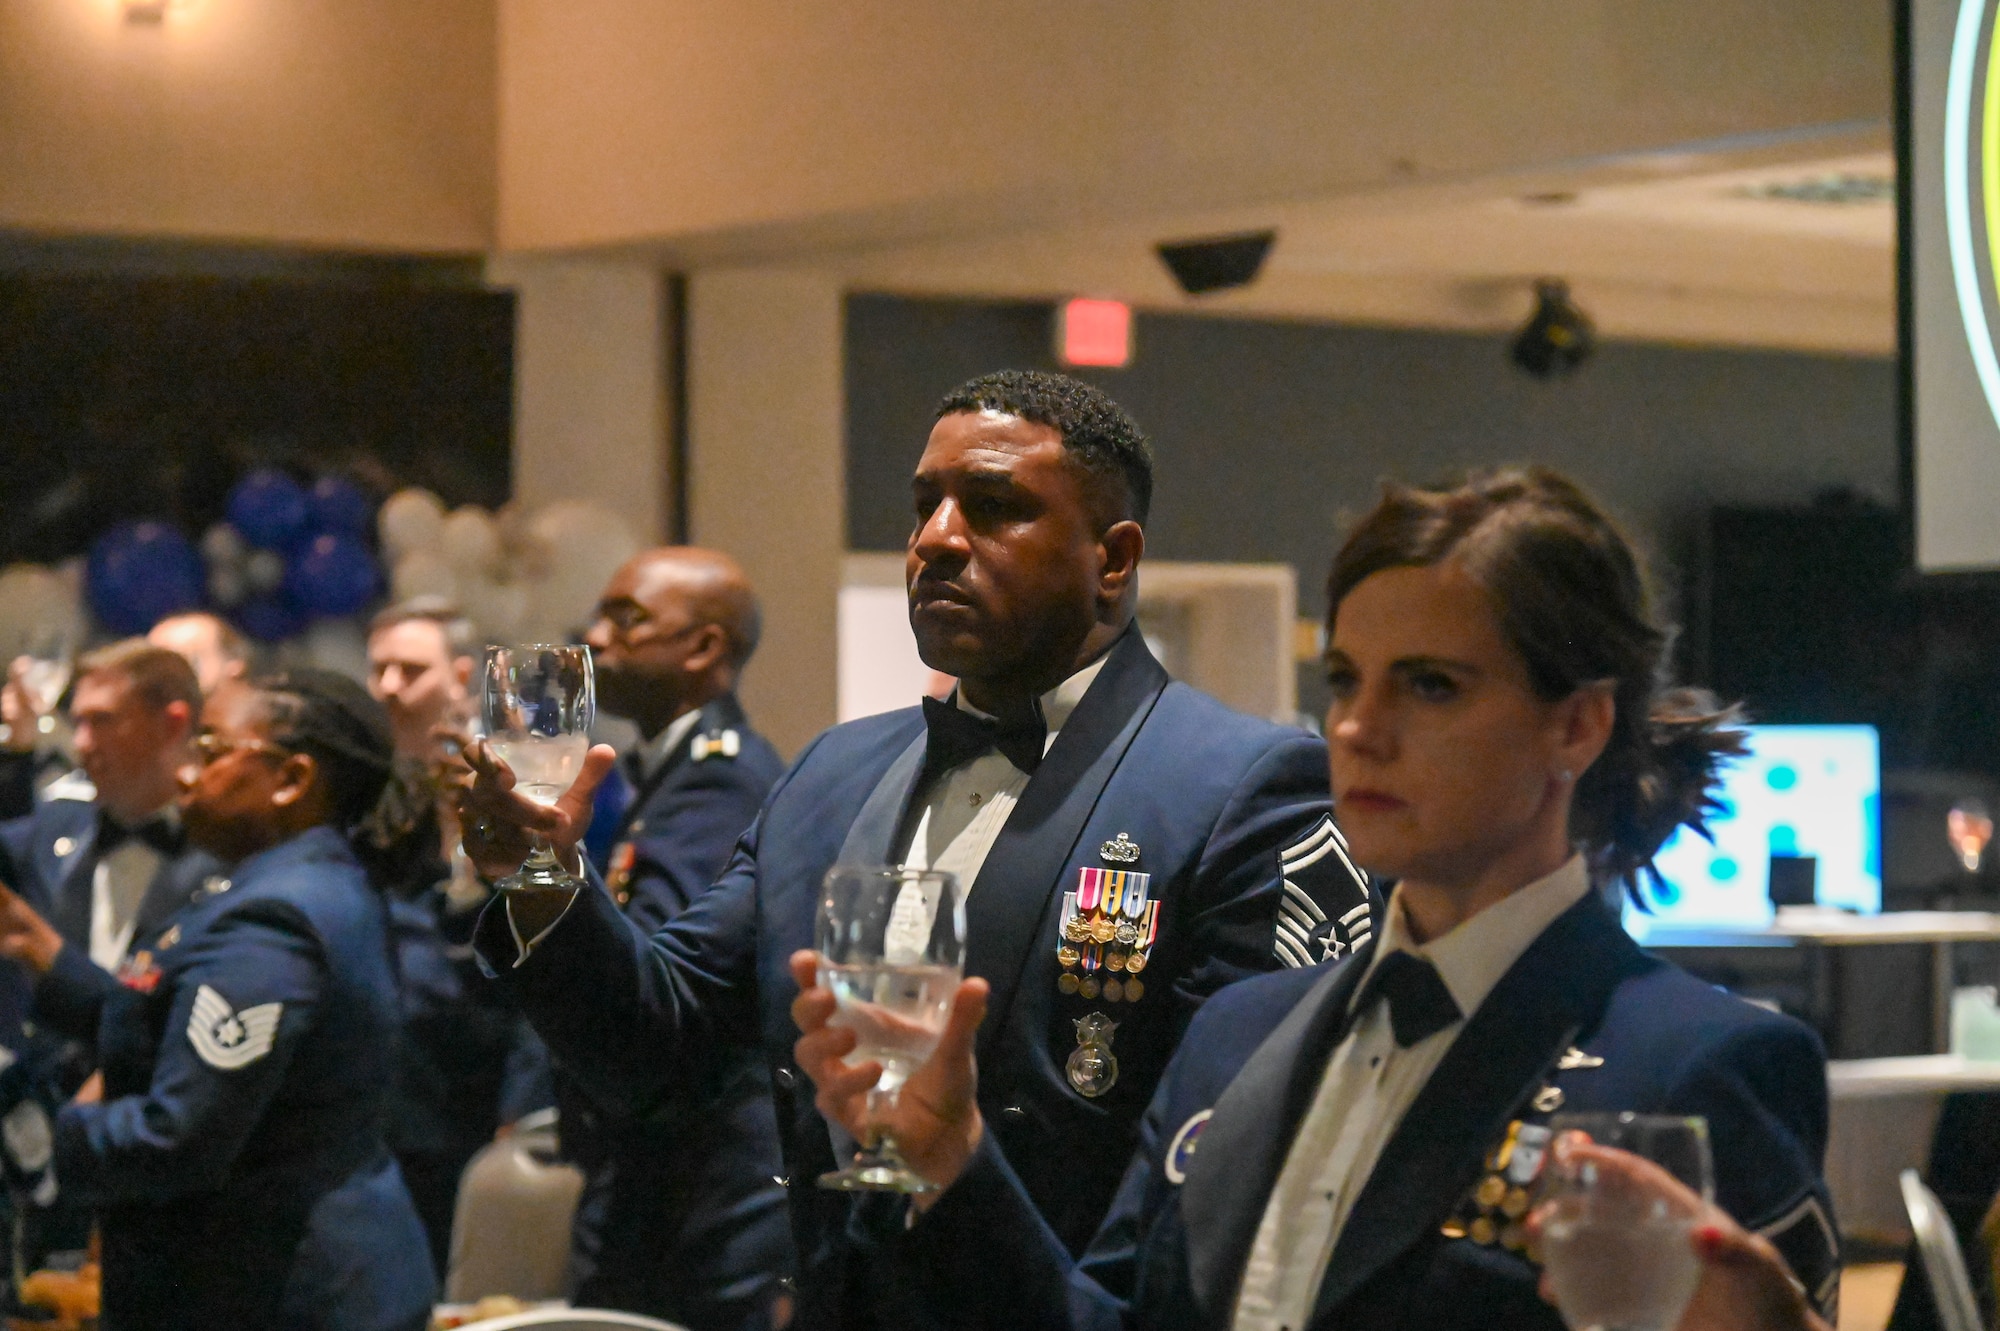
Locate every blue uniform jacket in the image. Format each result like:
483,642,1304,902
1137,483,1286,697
42,825,435,1331
478,629,1374,1330
893,890,1840,1331
0,795,223,980
560,694,795,1330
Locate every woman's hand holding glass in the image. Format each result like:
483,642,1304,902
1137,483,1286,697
1530,1136,1828,1331
789,948,989,1200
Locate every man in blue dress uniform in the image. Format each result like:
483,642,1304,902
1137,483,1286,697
557,548,792,1331
459,371,1375,1330
359,600,554,1278
0,642,224,1272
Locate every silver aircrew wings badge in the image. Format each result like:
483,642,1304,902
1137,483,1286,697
188,985,282,1070
1275,814,1373,968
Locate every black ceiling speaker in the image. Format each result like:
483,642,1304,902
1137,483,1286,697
1156,230,1277,295
1511,278,1595,377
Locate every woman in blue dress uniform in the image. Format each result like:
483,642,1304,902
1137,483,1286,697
792,466,1840,1331
0,669,434,1331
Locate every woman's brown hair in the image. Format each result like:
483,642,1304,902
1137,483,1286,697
1327,466,1746,895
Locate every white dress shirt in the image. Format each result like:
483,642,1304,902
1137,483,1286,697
897,655,1106,898
90,805,179,971
506,655,1110,962
1230,855,1594,1331
630,707,706,788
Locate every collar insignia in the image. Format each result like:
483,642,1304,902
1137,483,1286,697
690,729,741,762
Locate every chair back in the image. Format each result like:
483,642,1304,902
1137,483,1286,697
461,1311,687,1330
1902,1168,1986,1331
445,1113,586,1304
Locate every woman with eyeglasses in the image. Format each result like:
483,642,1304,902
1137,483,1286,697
790,467,1838,1331
0,669,433,1331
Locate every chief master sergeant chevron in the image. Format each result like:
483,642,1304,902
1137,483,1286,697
458,370,1377,1330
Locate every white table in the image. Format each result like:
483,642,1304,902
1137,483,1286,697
1826,1055,2000,1245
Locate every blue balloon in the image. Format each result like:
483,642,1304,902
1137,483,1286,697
284,533,379,618
235,592,308,643
309,475,373,536
86,521,204,636
227,469,310,551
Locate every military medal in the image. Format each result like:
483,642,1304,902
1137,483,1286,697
1066,1013,1120,1097
608,841,638,906
1061,867,1155,1002
1123,977,1144,1001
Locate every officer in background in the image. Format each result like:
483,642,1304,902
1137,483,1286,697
538,548,790,1331
147,611,255,721
360,599,553,1278
0,642,219,978
0,642,222,1273
459,370,1375,1330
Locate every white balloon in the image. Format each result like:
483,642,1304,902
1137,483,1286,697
460,575,528,644
244,550,286,594
390,551,459,604
378,488,447,560
519,501,640,641
0,564,82,658
200,523,247,572
301,618,369,682
441,506,503,576
206,565,247,609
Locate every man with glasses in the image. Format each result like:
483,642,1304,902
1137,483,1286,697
547,549,792,1331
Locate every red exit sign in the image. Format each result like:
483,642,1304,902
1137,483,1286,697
1056,298,1132,368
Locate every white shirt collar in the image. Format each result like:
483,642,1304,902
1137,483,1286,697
954,652,1110,756
1368,855,1593,1020
634,707,707,784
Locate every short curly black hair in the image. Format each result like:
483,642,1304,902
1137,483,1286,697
936,370,1153,525
253,668,396,831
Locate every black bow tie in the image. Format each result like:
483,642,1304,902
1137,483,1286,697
921,695,1047,777
97,813,181,857
1351,950,1462,1048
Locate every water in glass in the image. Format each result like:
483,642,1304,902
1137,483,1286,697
1540,1113,1712,1331
489,734,590,806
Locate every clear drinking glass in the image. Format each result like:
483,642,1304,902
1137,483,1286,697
1948,799,1994,874
17,626,74,737
815,865,966,1194
480,644,595,894
1540,1112,1714,1331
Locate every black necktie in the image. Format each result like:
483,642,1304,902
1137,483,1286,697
1351,950,1462,1048
920,695,1047,777
97,812,181,856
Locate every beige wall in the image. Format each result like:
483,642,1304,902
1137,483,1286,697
496,0,1888,256
490,255,672,545
687,268,845,757
0,0,495,251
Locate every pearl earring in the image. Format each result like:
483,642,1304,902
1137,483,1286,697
1556,769,1575,784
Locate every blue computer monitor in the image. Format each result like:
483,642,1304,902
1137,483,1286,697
1624,724,1881,943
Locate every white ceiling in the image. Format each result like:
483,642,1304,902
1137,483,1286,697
827,136,1896,356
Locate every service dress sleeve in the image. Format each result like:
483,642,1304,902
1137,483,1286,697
1174,731,1375,1021
475,731,830,1121
54,900,324,1209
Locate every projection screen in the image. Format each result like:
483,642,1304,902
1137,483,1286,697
1911,0,2000,568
